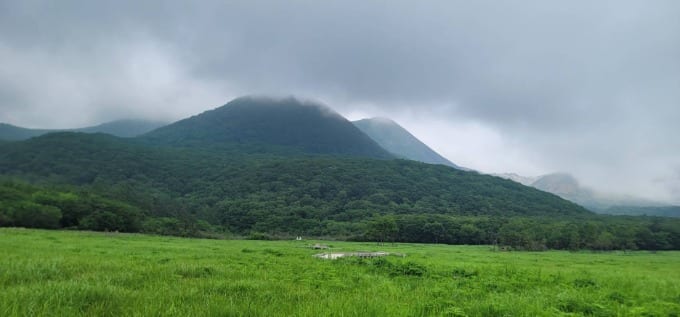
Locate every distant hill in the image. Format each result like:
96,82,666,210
492,173,538,186
353,117,465,169
76,119,168,138
0,123,51,141
142,96,393,158
496,172,679,217
604,205,680,217
0,119,166,141
531,173,586,198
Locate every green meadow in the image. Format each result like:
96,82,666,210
1,228,679,316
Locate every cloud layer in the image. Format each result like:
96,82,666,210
1,0,679,203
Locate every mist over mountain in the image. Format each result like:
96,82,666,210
2,95,679,250
531,173,584,198
142,96,393,158
496,172,680,217
76,120,168,138
1,1,679,208
0,124,52,141
492,173,539,186
2,7,680,315
353,117,465,169
0,119,167,141
9,96,659,249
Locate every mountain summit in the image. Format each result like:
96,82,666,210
142,96,393,158
353,117,464,169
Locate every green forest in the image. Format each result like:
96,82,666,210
1,132,679,251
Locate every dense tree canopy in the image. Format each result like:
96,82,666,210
1,132,679,250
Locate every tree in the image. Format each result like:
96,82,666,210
423,222,446,244
11,201,61,229
366,216,398,245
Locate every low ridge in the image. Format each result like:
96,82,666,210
77,119,168,138
0,119,166,141
0,123,51,141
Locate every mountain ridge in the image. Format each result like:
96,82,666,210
353,117,465,169
0,119,167,141
495,172,680,217
141,96,393,158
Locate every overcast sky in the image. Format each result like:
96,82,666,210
1,1,679,203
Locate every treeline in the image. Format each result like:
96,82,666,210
0,181,220,237
0,181,140,231
2,180,679,250
602,205,680,218
362,215,680,251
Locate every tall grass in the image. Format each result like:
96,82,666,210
1,228,679,316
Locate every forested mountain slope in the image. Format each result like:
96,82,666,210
142,96,392,158
0,132,588,220
0,132,638,247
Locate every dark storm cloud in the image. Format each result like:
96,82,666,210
0,0,679,202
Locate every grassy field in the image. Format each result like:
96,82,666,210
1,228,679,316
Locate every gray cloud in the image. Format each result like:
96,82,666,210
1,0,679,203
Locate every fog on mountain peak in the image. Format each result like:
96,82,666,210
0,1,678,203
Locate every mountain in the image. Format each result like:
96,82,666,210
497,172,680,217
0,132,592,232
3,131,678,250
531,173,585,198
76,119,167,138
0,123,51,141
142,96,393,158
0,131,587,217
492,173,538,186
0,96,598,244
529,173,670,212
0,119,166,141
603,205,680,217
2,95,678,250
353,117,465,169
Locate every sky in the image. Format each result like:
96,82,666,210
1,1,679,203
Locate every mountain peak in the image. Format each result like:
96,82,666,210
212,95,345,120
142,96,393,158
357,117,397,125
531,173,580,195
493,173,539,186
353,117,465,169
